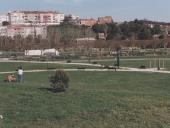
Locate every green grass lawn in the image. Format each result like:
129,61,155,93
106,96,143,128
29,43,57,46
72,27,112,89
93,58,170,70
1,58,169,73
0,62,99,72
0,71,170,128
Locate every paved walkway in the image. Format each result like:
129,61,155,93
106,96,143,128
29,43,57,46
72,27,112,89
0,59,170,74
119,67,170,74
0,67,170,74
0,59,102,67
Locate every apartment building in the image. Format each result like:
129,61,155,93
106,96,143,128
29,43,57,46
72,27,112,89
0,10,65,38
8,11,64,26
0,26,7,36
80,19,97,27
79,16,113,27
0,25,47,38
0,14,9,26
64,14,80,25
98,16,113,24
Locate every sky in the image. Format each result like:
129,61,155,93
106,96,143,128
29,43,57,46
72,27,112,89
0,0,170,22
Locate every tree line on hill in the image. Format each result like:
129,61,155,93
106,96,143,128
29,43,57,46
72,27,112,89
92,19,163,40
0,35,49,51
0,19,170,51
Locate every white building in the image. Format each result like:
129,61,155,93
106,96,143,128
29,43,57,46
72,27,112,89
0,26,8,36
8,11,64,26
43,49,60,56
0,10,65,38
25,50,42,56
68,14,79,20
8,11,24,25
25,49,59,56
0,25,47,38
0,14,9,26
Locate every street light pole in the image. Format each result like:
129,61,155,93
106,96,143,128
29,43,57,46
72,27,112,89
157,56,160,70
116,48,120,69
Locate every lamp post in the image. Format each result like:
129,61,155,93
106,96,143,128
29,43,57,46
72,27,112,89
116,48,121,69
157,56,160,70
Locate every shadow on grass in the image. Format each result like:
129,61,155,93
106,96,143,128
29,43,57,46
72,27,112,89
39,87,66,93
0,81,19,86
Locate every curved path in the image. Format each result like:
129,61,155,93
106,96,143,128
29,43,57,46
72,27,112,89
0,59,170,74
0,68,170,75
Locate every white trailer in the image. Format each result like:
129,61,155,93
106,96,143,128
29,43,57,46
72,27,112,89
25,50,42,56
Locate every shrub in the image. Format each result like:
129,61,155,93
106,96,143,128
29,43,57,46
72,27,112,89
49,70,70,91
139,65,146,69
103,65,109,69
77,67,86,69
67,60,71,63
92,61,98,64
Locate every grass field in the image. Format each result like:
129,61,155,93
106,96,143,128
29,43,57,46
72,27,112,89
0,62,99,72
1,58,170,73
0,71,170,128
91,58,170,70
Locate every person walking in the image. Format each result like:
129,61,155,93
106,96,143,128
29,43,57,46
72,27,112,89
17,66,23,83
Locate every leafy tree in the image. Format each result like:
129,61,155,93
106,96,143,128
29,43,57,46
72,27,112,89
107,23,121,40
92,24,108,35
138,28,152,40
119,19,155,40
151,25,162,35
92,23,121,40
2,21,10,26
119,22,131,38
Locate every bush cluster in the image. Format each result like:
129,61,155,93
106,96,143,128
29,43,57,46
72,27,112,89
49,70,70,91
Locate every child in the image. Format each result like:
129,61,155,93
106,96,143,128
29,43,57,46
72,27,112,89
17,66,23,83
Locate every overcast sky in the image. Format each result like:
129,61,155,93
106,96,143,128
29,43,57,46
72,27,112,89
0,0,170,22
